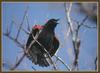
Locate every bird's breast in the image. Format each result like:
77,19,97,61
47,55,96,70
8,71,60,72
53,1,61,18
37,31,54,49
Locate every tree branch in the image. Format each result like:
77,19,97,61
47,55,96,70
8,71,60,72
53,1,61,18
64,2,73,35
54,55,71,71
16,6,29,40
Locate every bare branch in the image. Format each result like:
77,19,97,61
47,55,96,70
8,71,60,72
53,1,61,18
64,2,73,35
10,53,25,70
3,32,26,70
32,66,37,71
54,55,71,71
3,33,24,49
26,15,30,32
16,6,29,40
79,15,88,27
8,21,14,35
12,19,30,35
5,20,14,36
95,56,97,70
82,24,96,29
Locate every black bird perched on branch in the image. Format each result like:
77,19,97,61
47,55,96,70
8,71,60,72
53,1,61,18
26,19,59,67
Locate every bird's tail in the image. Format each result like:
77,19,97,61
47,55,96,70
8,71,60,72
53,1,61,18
37,53,52,67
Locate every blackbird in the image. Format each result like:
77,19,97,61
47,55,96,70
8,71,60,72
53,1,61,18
26,19,59,67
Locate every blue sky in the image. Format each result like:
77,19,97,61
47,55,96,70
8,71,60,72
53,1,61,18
2,2,97,71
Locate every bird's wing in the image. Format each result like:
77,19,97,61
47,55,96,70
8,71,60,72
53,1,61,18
50,36,59,56
26,28,50,67
26,29,39,48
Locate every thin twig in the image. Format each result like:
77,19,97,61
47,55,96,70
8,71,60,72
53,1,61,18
32,66,37,71
54,55,71,71
16,6,29,40
12,19,30,35
95,56,97,70
82,24,96,29
3,33,24,49
10,53,25,70
79,15,88,27
8,21,14,35
26,15,30,32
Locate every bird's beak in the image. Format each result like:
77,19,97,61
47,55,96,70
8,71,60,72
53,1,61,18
56,19,59,21
56,19,59,24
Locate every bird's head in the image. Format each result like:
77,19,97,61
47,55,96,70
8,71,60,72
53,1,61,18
47,19,59,25
45,19,59,30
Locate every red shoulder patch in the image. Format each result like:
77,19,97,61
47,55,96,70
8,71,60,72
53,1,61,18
33,25,44,30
